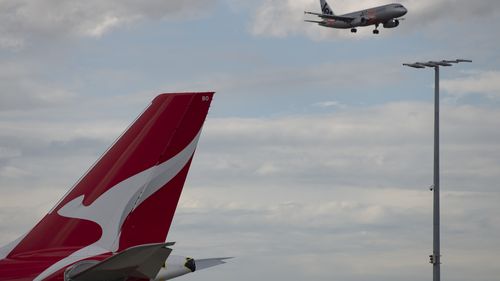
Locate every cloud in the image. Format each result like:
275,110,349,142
313,101,344,108
0,0,217,49
163,59,405,101
191,102,500,193
442,70,500,99
0,100,129,242
0,97,499,281
407,0,500,24
0,60,77,111
173,102,500,281
251,0,342,39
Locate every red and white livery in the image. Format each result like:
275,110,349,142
0,92,229,281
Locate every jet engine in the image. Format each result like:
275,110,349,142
150,255,232,280
383,19,399,28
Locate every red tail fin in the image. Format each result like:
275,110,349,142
8,92,214,257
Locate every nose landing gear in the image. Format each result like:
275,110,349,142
351,28,357,33
373,23,380,34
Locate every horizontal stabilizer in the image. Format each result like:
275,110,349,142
196,257,233,271
68,243,175,281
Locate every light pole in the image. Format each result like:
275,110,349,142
402,59,472,281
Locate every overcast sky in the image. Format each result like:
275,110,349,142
0,0,499,281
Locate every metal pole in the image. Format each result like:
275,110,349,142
403,59,471,281
433,66,441,281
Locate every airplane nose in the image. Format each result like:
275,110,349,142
401,7,408,15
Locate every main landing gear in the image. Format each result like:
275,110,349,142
373,23,380,34
351,28,357,33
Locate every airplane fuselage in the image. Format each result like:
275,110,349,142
320,4,407,29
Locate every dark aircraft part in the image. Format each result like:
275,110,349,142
64,243,173,281
383,19,399,28
64,260,100,281
185,258,196,272
352,17,367,26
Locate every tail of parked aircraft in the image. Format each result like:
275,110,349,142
1,92,216,281
320,0,334,15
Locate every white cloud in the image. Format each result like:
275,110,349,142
85,15,123,38
313,101,343,108
192,102,500,192
0,0,217,49
251,0,348,39
164,59,404,99
0,166,30,179
0,60,77,111
442,70,500,99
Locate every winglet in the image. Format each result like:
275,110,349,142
195,257,234,271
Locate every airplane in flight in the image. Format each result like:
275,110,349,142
305,0,408,34
0,92,230,281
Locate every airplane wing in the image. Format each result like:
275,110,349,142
151,256,233,279
68,243,175,281
304,19,324,24
304,11,354,22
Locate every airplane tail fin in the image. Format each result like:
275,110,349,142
320,0,334,15
7,92,214,258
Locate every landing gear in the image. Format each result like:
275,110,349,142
351,28,357,33
373,23,379,34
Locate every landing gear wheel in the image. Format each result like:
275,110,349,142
373,29,379,34
351,28,357,33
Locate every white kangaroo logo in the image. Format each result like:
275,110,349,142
34,131,202,281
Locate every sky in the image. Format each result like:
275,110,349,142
0,0,499,281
